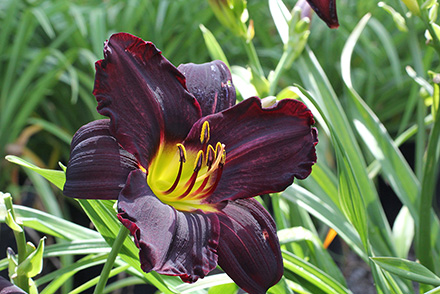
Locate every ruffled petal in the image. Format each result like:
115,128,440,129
306,0,339,28
93,33,202,169
117,169,220,282
216,198,283,294
183,97,318,203
63,120,138,200
178,60,236,115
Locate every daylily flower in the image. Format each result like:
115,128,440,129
63,33,318,293
305,0,339,28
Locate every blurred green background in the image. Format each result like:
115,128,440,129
1,0,438,293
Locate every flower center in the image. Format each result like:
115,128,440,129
147,121,225,211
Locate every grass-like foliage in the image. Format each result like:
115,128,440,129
1,0,440,293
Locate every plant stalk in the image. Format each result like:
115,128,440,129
269,48,292,96
4,195,29,293
93,225,130,294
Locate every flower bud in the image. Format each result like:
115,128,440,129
208,0,249,37
401,0,421,16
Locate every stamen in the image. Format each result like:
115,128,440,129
162,144,186,195
178,152,203,199
196,143,225,182
192,176,210,196
194,161,224,199
200,121,210,144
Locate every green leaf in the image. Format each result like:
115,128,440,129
16,237,45,278
340,12,420,219
282,251,352,294
278,226,346,285
267,277,294,294
296,50,395,257
371,257,440,286
175,273,234,293
335,141,369,252
268,0,291,44
5,155,66,190
425,286,440,294
199,24,229,67
207,282,239,294
282,184,366,261
38,254,108,293
0,204,100,241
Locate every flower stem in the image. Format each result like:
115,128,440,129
269,48,293,96
93,225,130,294
241,33,264,78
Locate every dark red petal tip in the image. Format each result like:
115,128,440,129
93,33,202,169
178,60,236,116
306,0,339,28
117,170,220,282
216,199,283,294
63,120,138,200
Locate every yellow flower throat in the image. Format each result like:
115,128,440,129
146,121,225,212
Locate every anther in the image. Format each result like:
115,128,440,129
194,150,204,172
200,121,210,144
206,145,215,167
195,142,225,182
215,142,223,155
176,143,187,163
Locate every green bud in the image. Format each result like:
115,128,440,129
401,0,421,15
261,96,277,108
16,237,45,278
5,210,23,233
421,0,437,10
429,2,439,23
208,0,249,36
425,22,440,43
25,242,37,259
378,2,408,32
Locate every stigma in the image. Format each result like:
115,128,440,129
148,121,225,208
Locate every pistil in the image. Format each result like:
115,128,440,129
163,144,186,194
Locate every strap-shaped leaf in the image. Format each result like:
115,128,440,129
371,257,440,286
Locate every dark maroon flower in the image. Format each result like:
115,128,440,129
305,0,339,28
63,33,318,293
